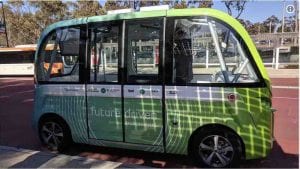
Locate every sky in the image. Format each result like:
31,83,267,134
1,0,297,23
97,0,297,23
212,0,296,23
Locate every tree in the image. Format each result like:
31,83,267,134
0,4,13,46
198,0,213,8
116,0,131,9
1,1,41,46
238,19,252,30
222,0,246,19
140,0,160,7
186,0,213,8
248,23,263,35
29,1,68,29
70,1,105,18
104,0,125,11
174,0,188,9
263,15,279,33
0,1,71,46
162,0,175,8
284,16,296,32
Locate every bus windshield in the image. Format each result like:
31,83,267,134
173,18,259,84
37,27,80,82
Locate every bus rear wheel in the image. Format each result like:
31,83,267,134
39,117,71,152
191,128,242,168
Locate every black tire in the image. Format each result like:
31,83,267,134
38,116,72,152
190,127,242,168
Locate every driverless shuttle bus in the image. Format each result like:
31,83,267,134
33,8,274,167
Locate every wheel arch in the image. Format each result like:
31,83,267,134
187,123,246,159
38,112,73,141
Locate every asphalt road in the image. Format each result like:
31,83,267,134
0,77,298,168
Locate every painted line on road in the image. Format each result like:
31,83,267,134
272,85,299,89
0,77,33,81
0,83,26,89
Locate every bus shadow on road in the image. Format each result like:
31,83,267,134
62,140,298,168
64,143,194,168
241,140,298,168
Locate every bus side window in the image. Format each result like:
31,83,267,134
89,23,119,83
173,21,193,84
0,51,34,64
37,27,81,82
126,19,161,84
172,18,259,84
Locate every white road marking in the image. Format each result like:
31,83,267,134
272,86,299,89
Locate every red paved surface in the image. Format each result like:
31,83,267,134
271,78,298,87
272,88,298,155
0,77,298,168
0,77,40,150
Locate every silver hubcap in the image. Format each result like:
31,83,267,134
199,135,234,167
41,122,64,150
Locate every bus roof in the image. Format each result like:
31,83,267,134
37,8,270,86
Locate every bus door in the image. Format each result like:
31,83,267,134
123,19,164,146
86,22,123,141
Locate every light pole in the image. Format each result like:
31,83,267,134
295,0,298,32
282,0,285,33
0,0,9,47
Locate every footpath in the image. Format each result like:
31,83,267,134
266,68,299,78
0,146,144,168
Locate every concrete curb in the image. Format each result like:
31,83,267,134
0,146,146,168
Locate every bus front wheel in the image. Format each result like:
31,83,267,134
191,128,242,168
38,116,71,152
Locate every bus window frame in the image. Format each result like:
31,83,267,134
36,25,87,85
124,17,164,85
87,20,123,85
165,16,266,88
0,51,35,64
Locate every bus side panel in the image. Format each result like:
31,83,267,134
33,85,88,144
87,96,123,141
236,87,273,159
165,86,273,160
0,63,34,76
124,98,163,145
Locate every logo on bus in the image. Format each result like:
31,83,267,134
139,89,145,95
128,89,134,93
101,88,106,93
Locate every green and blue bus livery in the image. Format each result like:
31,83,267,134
33,8,274,167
